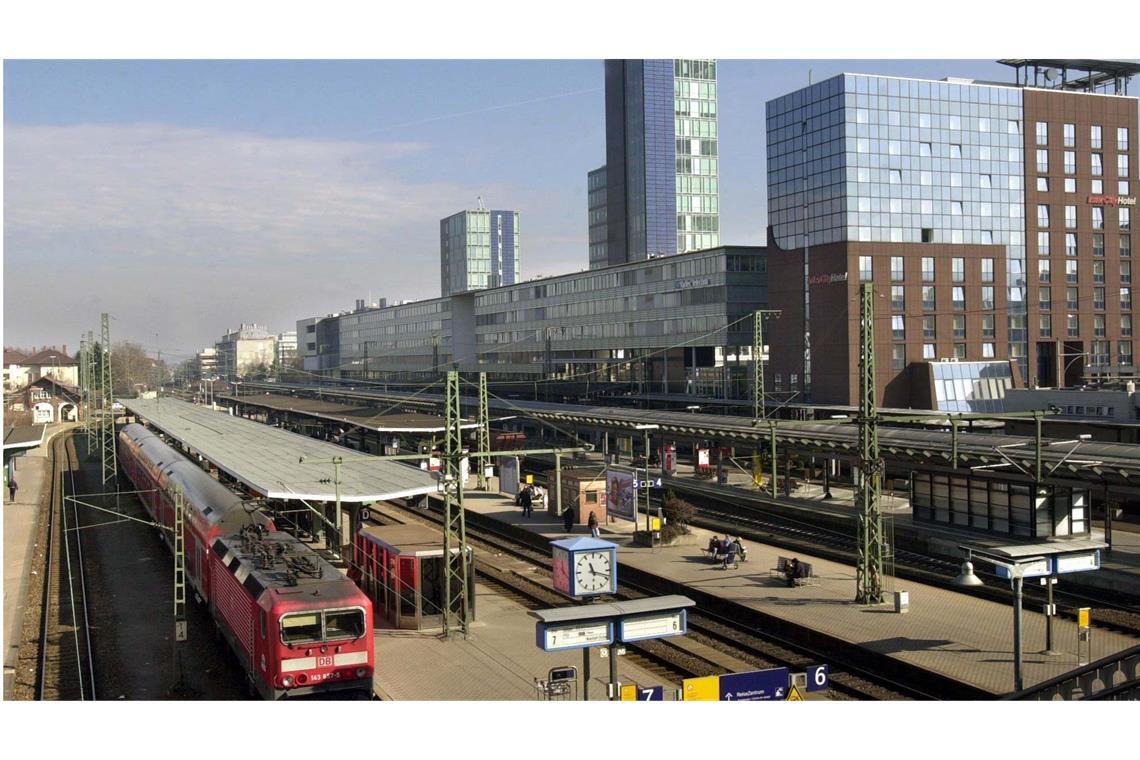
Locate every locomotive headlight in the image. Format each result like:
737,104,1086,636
356,668,366,678
282,675,294,688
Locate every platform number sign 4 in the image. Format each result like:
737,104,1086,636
806,664,829,692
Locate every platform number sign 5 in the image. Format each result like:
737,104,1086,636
806,664,829,692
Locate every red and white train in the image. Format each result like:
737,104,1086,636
118,423,374,699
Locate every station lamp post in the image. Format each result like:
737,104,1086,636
951,547,1049,693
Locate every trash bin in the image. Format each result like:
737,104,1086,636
894,590,909,614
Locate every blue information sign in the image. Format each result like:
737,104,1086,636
806,664,829,692
719,668,789,701
637,685,664,701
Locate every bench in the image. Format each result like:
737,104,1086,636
793,563,819,587
769,556,819,586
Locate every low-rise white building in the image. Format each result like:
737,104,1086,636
276,331,297,366
215,324,276,379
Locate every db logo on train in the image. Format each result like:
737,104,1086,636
317,655,334,668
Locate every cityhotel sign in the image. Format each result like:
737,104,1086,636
808,272,849,287
1087,194,1137,207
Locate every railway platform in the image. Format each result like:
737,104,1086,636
453,479,1140,697
529,450,1140,597
365,504,688,700
3,423,69,698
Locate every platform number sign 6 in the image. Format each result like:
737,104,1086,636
806,664,829,692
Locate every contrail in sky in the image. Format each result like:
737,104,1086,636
359,86,602,135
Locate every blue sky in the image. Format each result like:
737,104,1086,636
4,58,1018,359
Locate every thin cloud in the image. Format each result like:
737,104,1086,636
356,86,602,136
2,122,515,348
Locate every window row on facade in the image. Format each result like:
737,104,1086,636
1035,122,1129,152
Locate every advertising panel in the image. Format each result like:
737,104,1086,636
499,456,520,496
606,469,635,522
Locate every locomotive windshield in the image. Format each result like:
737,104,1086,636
280,612,322,645
280,608,366,645
325,609,366,641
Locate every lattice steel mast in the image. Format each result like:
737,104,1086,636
855,283,884,604
99,313,118,485
754,311,765,421
476,372,490,490
441,371,471,636
85,330,97,451
752,309,781,422
78,335,89,440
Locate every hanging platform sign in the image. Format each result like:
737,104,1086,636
536,620,614,652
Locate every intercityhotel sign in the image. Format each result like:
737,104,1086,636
808,272,849,287
1087,194,1137,207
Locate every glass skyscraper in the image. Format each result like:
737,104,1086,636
591,59,719,269
766,63,1137,405
440,208,520,297
767,73,1029,378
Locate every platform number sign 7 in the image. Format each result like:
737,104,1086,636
637,685,663,701
806,664,829,692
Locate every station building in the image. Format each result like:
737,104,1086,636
298,245,767,398
765,60,1138,408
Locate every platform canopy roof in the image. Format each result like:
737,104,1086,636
528,595,696,624
220,391,478,433
122,397,439,503
3,424,47,452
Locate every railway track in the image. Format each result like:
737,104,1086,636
378,501,926,699
37,430,96,701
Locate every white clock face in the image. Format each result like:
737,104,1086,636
574,550,612,594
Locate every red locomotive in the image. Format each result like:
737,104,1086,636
118,423,374,699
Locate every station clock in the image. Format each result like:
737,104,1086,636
550,537,618,598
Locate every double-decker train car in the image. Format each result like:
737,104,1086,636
119,423,272,602
118,423,374,699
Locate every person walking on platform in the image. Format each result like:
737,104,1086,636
520,486,533,518
562,507,575,533
7,479,16,503
588,511,600,538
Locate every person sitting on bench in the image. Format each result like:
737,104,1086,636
707,535,721,561
729,536,744,562
784,557,800,587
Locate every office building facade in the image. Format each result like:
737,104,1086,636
593,59,720,269
765,62,1137,407
441,209,520,297
300,246,766,398
588,166,608,269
